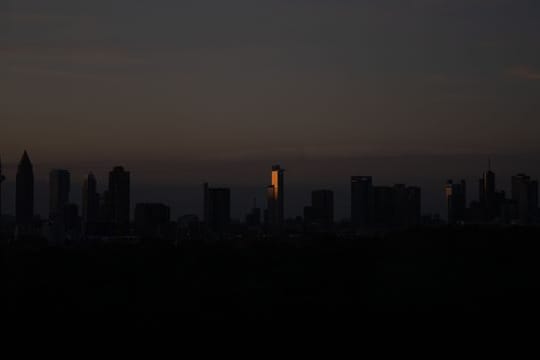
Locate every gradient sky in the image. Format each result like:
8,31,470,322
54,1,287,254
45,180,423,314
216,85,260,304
2,0,540,219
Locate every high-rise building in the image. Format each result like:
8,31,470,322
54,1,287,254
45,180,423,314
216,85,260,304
511,174,539,224
203,183,231,233
16,151,34,225
267,165,285,229
479,160,497,220
82,173,99,224
0,156,5,224
445,180,467,224
373,186,394,225
304,190,334,227
392,184,421,227
49,169,71,221
309,190,334,225
351,176,373,227
108,166,130,228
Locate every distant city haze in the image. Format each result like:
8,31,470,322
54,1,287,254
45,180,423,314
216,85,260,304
2,1,540,218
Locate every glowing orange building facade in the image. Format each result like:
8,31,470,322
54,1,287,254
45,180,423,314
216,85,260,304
267,165,285,229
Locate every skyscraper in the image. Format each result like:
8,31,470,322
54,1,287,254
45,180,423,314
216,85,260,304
108,166,130,229
203,183,231,233
479,160,496,220
0,156,5,224
49,169,71,221
392,184,421,227
310,190,334,225
351,176,373,227
16,151,34,225
82,173,99,224
372,185,394,226
511,174,539,224
267,165,285,229
445,180,467,224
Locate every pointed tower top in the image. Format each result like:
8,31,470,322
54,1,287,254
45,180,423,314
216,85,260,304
19,150,33,169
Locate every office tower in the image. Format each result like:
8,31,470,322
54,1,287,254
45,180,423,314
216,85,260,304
135,203,171,238
511,174,539,224
0,156,5,224
16,151,34,225
108,166,130,227
392,184,421,227
309,190,334,225
82,173,99,224
267,165,285,229
203,183,231,233
49,169,71,221
373,186,394,225
351,176,373,227
479,160,497,220
445,180,467,224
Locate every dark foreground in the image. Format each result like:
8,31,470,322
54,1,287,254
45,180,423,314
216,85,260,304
3,226,540,322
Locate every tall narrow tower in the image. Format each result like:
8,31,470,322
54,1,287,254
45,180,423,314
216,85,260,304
267,165,285,230
0,156,6,225
16,151,34,225
49,169,71,221
82,173,99,224
479,159,496,220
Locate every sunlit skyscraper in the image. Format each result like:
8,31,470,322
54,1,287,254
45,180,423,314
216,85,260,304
267,165,285,230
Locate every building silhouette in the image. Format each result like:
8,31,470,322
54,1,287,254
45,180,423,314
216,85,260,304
351,176,373,227
304,190,334,226
16,151,34,225
313,190,334,225
108,166,130,231
0,156,5,225
267,165,285,230
511,174,539,224
479,160,497,221
135,203,171,238
49,169,71,221
82,173,99,224
372,186,393,226
203,183,231,233
392,184,421,227
445,180,467,224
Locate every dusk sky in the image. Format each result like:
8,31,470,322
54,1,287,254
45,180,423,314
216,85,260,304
2,0,540,219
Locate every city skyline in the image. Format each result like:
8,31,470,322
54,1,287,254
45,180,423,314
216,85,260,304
0,150,538,226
